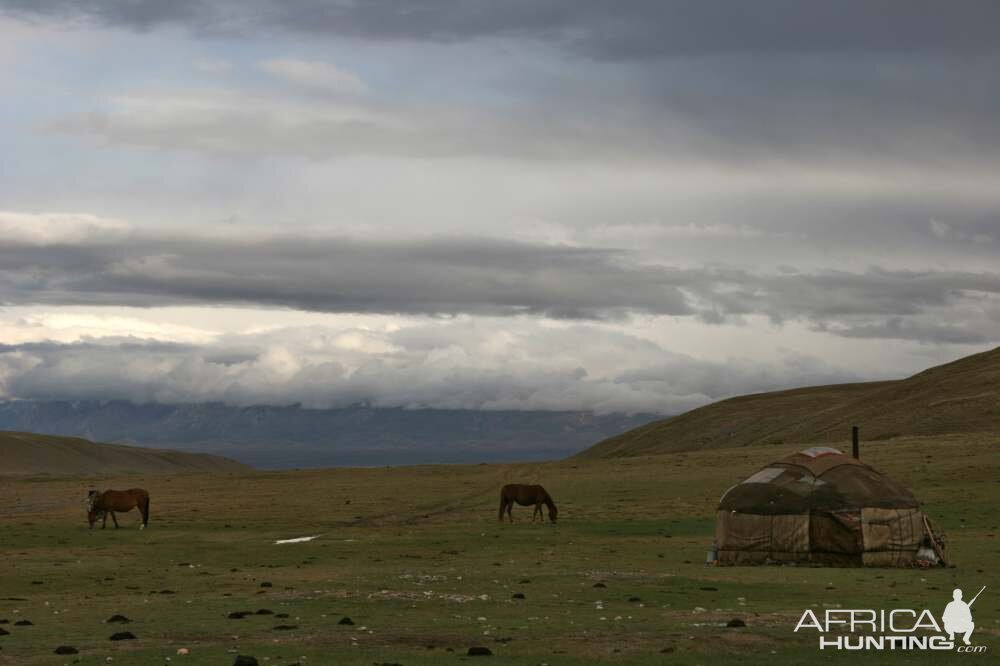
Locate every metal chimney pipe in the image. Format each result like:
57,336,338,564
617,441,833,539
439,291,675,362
852,425,860,459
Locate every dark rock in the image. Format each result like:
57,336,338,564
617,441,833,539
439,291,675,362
106,614,130,624
511,593,525,599
260,582,272,588
592,582,606,588
338,617,355,625
109,631,136,640
467,646,492,656
255,609,274,615
54,646,78,655
272,625,297,631
228,611,252,619
628,596,642,603
233,657,259,666
30,581,43,585
699,586,718,592
0,619,7,624
275,613,290,618
726,618,746,628
0,628,8,636
660,647,675,653
518,579,530,584
13,620,32,626
160,590,176,595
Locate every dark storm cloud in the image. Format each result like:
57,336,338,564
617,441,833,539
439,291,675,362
5,1,1000,57
13,2,999,166
3,229,1000,342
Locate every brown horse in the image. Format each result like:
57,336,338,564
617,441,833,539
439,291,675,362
499,484,557,523
87,488,150,530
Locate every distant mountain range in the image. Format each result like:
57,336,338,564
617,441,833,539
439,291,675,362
580,345,1000,458
0,430,248,476
0,400,658,468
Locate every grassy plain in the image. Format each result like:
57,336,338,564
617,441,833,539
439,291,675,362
1,435,998,665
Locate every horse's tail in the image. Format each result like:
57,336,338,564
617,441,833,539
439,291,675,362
143,495,151,527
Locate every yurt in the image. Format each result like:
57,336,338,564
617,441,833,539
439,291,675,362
714,447,945,566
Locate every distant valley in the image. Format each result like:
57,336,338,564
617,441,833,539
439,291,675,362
0,400,658,469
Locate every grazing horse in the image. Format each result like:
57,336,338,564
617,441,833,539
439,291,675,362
498,484,557,523
87,488,150,530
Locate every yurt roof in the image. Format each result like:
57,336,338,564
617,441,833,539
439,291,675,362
718,447,920,515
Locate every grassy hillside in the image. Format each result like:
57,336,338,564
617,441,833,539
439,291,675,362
0,431,249,476
580,345,1000,458
0,435,996,664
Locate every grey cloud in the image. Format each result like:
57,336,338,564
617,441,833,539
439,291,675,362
3,228,1000,343
5,1,1000,58
815,318,997,345
0,233,694,318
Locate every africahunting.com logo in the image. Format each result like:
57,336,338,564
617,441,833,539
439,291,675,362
794,586,987,653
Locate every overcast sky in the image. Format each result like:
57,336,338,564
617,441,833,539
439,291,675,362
1,2,999,414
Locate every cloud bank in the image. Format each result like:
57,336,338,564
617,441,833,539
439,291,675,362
0,319,863,414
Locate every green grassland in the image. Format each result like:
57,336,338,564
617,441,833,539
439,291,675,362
1,434,998,665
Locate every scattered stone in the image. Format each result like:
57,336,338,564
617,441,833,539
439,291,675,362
109,631,136,641
255,609,274,615
233,657,259,666
467,646,492,656
593,583,606,588
628,596,642,603
511,593,525,599
176,648,190,655
0,628,8,636
275,613,290,618
106,615,130,624
519,579,530,584
494,637,512,643
660,647,675,653
338,617,355,625
228,612,252,619
260,582,272,588
13,620,32,626
726,618,746,628
699,586,718,592
272,625,297,631
30,581,43,585
0,619,7,624
54,646,78,655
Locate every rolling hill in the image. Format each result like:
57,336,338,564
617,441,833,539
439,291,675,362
579,345,1000,458
0,430,249,475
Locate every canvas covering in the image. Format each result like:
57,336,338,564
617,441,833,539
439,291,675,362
715,448,939,567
